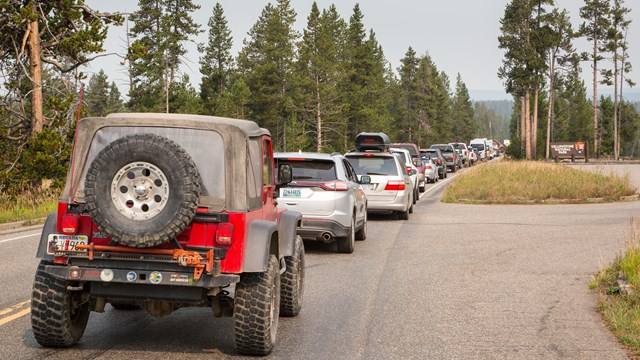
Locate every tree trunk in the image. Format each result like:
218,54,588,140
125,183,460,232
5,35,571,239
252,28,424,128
546,53,556,159
316,76,322,153
28,17,44,137
613,48,619,160
520,96,525,142
592,33,599,157
532,86,539,159
525,90,531,160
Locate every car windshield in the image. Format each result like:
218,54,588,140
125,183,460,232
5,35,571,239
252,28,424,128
431,145,453,152
346,156,399,176
275,159,337,181
392,144,418,157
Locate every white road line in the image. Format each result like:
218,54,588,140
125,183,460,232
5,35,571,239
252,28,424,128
0,232,40,244
420,173,457,198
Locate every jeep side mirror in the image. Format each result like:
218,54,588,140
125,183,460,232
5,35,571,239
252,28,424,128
359,175,371,184
278,164,292,185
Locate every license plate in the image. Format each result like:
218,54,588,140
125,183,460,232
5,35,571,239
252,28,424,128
281,188,301,197
361,184,374,190
46,234,89,255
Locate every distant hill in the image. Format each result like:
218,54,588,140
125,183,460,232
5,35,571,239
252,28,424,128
474,100,513,121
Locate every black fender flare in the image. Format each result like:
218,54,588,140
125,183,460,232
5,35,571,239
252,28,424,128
278,210,302,258
243,220,278,273
35,212,58,261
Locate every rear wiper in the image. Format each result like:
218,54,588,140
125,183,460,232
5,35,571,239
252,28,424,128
366,172,387,175
293,175,314,179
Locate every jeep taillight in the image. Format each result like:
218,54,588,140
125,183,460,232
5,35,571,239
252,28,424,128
61,213,79,235
216,223,234,245
384,180,405,191
321,180,349,191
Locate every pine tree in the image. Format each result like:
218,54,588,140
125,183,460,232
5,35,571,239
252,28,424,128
237,0,298,149
0,1,121,136
199,2,234,116
601,0,632,159
579,0,611,156
542,8,574,159
451,74,476,142
85,70,111,117
106,82,125,114
127,0,201,113
397,47,420,143
294,2,345,152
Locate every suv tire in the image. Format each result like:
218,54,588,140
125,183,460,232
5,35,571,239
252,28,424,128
355,211,367,241
234,255,280,355
84,133,201,248
280,235,304,317
31,261,90,347
336,217,355,253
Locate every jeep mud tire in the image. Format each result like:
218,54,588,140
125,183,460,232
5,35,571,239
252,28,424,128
336,217,355,253
280,235,304,317
234,255,281,355
31,261,90,347
85,133,201,248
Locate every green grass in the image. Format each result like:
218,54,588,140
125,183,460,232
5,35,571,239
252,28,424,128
442,160,637,204
592,219,640,358
0,190,58,225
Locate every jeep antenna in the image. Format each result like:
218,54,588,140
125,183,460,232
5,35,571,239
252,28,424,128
68,83,84,206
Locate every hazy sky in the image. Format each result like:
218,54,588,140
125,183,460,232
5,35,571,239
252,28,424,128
85,0,639,100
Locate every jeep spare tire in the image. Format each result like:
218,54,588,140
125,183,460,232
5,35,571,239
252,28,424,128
84,133,201,248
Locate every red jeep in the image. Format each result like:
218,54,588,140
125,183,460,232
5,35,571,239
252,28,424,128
31,113,304,355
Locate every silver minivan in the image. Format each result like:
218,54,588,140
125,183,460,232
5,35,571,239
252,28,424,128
275,152,368,253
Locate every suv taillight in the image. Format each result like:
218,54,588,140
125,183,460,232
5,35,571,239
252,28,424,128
216,223,234,245
405,166,412,174
384,180,405,191
425,165,433,170
61,213,79,235
321,180,349,191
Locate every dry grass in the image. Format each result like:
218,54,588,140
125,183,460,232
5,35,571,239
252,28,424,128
592,219,640,358
0,190,58,225
442,160,637,204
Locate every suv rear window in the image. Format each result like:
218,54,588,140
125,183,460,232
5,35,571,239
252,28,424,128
431,145,453,152
392,151,409,164
276,159,337,182
346,156,399,176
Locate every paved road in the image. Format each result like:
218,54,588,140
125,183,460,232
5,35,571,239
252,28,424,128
0,163,637,359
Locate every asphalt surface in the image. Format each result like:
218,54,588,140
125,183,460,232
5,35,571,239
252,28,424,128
1,161,638,359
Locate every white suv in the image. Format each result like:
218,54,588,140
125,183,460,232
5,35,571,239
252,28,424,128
345,133,413,220
390,147,419,205
275,152,368,253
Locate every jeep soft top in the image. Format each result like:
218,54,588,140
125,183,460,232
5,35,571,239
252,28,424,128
32,113,304,356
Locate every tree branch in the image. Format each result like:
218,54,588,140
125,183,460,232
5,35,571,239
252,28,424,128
41,52,120,73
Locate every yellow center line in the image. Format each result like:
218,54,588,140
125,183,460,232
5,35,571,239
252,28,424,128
0,300,30,317
0,308,31,326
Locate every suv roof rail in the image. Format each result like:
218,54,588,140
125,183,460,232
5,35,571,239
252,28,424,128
330,151,342,156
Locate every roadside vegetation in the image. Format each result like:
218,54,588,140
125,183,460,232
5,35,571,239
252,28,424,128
442,161,637,204
0,190,57,225
591,219,640,358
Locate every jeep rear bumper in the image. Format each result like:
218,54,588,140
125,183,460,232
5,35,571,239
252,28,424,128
44,265,239,289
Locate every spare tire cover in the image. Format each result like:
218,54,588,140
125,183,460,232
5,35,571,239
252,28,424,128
84,133,201,248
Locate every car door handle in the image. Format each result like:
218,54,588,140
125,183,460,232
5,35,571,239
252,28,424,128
286,202,298,206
